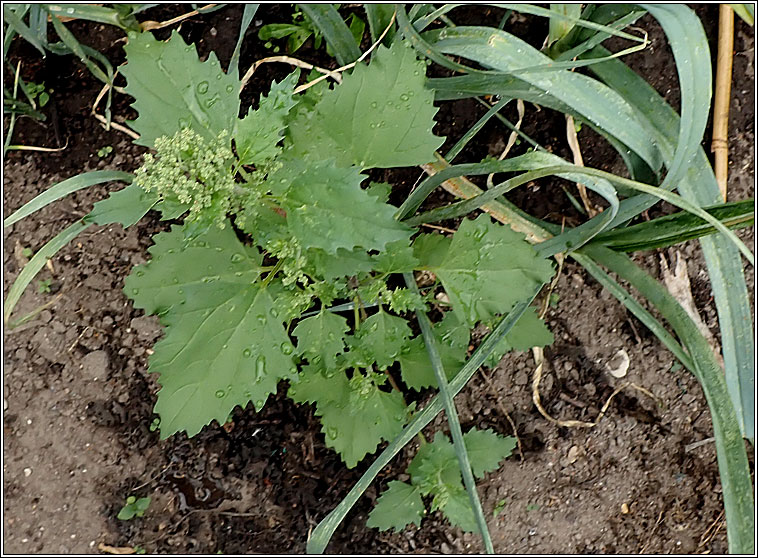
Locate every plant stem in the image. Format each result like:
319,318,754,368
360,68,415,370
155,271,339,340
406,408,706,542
261,259,283,288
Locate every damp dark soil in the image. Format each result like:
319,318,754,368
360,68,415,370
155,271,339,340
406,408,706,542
3,5,754,554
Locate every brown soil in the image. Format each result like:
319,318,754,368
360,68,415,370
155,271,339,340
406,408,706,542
3,5,754,554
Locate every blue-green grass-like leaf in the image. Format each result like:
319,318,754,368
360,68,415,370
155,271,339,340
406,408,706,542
4,171,133,228
585,30,754,440
581,245,754,554
418,25,661,173
297,4,362,65
4,220,91,323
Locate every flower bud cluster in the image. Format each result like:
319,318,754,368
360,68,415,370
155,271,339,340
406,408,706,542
134,128,235,225
266,237,308,287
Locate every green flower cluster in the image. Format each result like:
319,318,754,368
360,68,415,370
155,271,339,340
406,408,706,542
266,237,308,287
359,280,424,314
134,128,236,226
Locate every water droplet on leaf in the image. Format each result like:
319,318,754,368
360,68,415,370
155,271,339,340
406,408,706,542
197,81,209,94
255,355,266,380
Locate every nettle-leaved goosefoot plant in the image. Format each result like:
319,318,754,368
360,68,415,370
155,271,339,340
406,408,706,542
15,30,557,532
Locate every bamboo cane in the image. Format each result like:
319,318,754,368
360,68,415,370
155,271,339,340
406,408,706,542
711,4,735,202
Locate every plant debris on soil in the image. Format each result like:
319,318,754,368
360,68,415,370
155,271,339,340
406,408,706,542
2,4,754,554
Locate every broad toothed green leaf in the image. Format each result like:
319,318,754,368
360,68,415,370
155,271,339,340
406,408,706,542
372,239,420,274
463,428,516,478
399,335,461,390
403,429,514,532
367,481,425,532
436,485,478,533
366,181,392,203
89,183,157,228
399,312,469,391
408,432,459,494
351,309,413,370
287,40,444,169
125,224,261,315
235,70,300,165
416,215,555,326
276,159,412,254
308,247,375,279
289,367,408,468
125,223,296,438
412,232,451,268
122,30,240,148
292,310,349,370
485,307,554,367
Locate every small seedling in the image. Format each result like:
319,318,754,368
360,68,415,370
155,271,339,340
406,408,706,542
37,279,52,294
97,146,113,158
148,417,160,432
117,496,151,520
21,247,33,258
526,503,540,512
258,9,320,54
493,499,507,518
26,81,50,108
259,9,364,56
133,546,146,554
